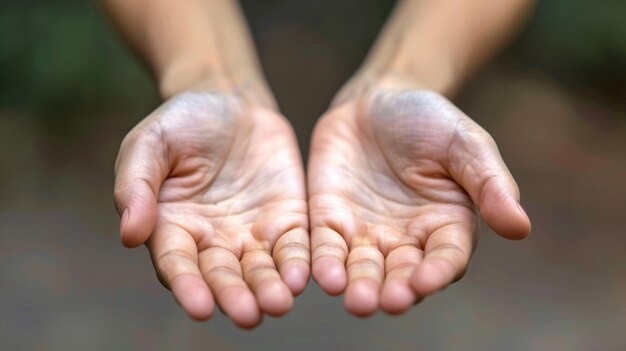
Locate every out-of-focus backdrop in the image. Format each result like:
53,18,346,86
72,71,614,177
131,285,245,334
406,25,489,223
1,0,625,350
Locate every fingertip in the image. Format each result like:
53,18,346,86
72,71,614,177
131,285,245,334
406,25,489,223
119,208,135,248
120,231,145,248
257,280,293,316
482,195,531,240
410,259,454,297
120,201,157,248
221,287,262,329
380,281,416,315
120,228,145,248
120,208,129,234
513,202,532,239
234,313,263,330
170,275,214,321
344,279,379,317
280,260,310,296
312,257,347,296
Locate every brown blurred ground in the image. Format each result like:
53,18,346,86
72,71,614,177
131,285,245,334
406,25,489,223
1,0,625,350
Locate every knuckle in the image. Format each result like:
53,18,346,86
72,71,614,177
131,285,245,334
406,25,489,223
477,129,498,149
154,249,195,275
121,121,165,152
274,241,309,254
435,242,469,259
346,257,382,271
385,260,416,273
203,265,241,278
313,242,348,260
244,263,277,277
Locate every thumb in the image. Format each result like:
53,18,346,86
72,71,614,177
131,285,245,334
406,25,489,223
448,124,531,240
114,128,168,247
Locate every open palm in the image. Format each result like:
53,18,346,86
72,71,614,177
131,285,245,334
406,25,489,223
114,93,309,328
309,90,530,316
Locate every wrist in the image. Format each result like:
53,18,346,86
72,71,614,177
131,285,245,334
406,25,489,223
335,57,456,105
158,55,277,110
158,55,228,99
331,70,432,108
384,53,457,96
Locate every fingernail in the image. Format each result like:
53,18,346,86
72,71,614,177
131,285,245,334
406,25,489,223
516,202,529,222
120,208,129,236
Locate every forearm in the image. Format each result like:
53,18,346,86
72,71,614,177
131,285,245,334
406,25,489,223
100,0,274,106
352,0,536,97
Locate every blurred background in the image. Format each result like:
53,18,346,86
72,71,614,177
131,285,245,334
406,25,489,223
1,0,625,350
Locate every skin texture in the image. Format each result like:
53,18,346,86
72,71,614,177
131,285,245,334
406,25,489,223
104,0,535,325
114,93,309,328
306,0,535,316
309,90,530,316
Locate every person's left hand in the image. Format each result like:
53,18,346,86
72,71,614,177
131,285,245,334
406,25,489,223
308,89,530,316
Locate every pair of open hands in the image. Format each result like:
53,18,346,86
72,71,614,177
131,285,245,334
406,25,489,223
113,89,530,328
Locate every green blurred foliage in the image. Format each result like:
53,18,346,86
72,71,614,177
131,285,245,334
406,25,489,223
0,0,624,122
513,0,626,97
0,0,158,126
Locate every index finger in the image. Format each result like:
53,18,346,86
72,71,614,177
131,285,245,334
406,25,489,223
148,223,214,320
410,222,475,296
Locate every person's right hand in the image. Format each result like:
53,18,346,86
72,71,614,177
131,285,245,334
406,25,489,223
113,92,309,328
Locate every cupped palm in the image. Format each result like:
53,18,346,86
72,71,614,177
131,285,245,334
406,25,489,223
114,92,309,328
308,90,530,316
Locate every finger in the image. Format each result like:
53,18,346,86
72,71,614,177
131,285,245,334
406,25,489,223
410,223,473,297
114,128,168,247
311,227,349,295
344,245,384,317
149,224,214,321
273,228,310,295
241,248,293,316
380,245,422,315
199,247,261,329
449,126,531,240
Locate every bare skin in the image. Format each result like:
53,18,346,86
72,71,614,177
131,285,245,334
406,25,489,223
309,90,530,316
307,0,535,317
104,0,311,327
104,0,535,325
114,93,309,328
